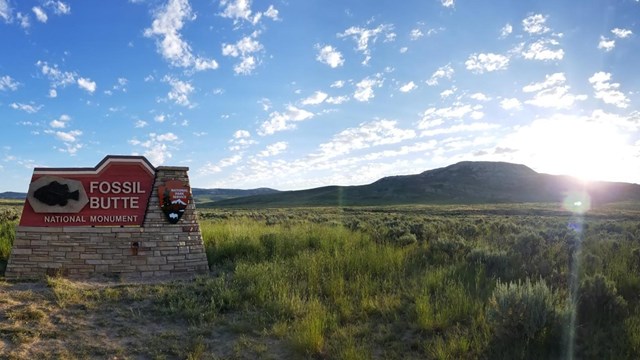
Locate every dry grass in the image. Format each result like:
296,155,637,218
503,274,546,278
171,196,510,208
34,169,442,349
0,278,292,359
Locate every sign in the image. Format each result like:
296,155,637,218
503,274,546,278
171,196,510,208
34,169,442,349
19,156,155,227
158,180,190,224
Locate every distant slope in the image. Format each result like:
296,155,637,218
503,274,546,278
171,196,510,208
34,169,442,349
204,161,640,208
0,192,26,200
191,187,280,203
0,188,279,203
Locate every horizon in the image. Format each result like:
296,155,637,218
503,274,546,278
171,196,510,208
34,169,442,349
1,0,639,192
1,158,637,194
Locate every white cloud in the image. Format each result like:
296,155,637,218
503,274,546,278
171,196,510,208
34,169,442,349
399,47,408,53
228,130,256,151
500,98,521,110
589,71,629,108
0,0,10,22
500,23,513,38
421,122,498,137
233,56,257,75
426,64,454,86
258,141,287,157
522,14,549,34
354,76,383,102
219,0,252,23
0,75,19,91
263,5,279,20
338,23,394,65
523,72,587,109
55,129,81,142
200,154,243,175
440,88,455,98
465,53,509,73
315,45,344,68
301,91,328,105
470,92,490,101
330,80,345,88
10,102,42,114
144,0,218,72
326,95,349,104
258,105,314,135
441,0,454,8
46,1,71,15
399,81,417,93
50,114,70,128
522,72,565,92
163,75,194,107
135,120,148,128
36,61,76,88
234,130,251,138
409,28,423,40
222,33,263,75
598,36,615,52
154,114,166,122
611,28,632,38
32,6,47,23
129,132,181,165
16,12,30,28
313,120,415,160
48,89,57,98
418,103,484,130
77,77,96,93
522,39,564,60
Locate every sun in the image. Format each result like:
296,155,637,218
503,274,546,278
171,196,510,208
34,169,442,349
501,114,636,183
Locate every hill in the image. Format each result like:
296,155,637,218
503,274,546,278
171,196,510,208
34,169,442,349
203,161,640,208
0,188,280,204
191,187,279,203
0,192,26,200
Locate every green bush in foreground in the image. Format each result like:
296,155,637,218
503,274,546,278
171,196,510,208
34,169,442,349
487,278,565,358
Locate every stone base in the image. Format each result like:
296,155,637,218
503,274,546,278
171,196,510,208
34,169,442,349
5,165,209,280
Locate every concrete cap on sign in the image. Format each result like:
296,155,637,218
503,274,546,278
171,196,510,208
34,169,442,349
27,175,89,213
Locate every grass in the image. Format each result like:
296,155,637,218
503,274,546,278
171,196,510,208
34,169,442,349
1,203,640,358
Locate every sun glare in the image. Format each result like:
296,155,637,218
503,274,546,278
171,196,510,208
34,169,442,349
503,115,634,183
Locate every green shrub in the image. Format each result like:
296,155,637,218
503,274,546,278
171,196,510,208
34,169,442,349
575,273,630,358
486,278,563,358
466,248,512,280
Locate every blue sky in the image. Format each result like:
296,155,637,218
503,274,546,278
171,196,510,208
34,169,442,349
1,0,639,192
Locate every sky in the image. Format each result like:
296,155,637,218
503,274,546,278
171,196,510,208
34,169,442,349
0,0,639,192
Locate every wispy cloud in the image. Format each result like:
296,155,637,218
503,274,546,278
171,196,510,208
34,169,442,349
354,75,384,102
301,91,328,105
589,71,629,108
426,64,454,86
465,53,509,73
222,32,264,75
0,75,19,91
522,14,549,34
338,23,394,65
10,102,42,114
144,0,218,72
163,75,194,107
523,72,587,109
258,105,314,135
129,132,181,165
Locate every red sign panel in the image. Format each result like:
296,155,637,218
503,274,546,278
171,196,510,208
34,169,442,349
19,156,155,227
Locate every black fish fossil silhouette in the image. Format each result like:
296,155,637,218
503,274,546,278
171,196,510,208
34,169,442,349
33,181,80,206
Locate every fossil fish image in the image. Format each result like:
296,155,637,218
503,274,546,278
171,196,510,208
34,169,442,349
33,181,80,206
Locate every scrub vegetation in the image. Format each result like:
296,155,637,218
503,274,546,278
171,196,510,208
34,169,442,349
1,203,640,358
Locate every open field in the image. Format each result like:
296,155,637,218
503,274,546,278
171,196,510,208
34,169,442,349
1,203,640,358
